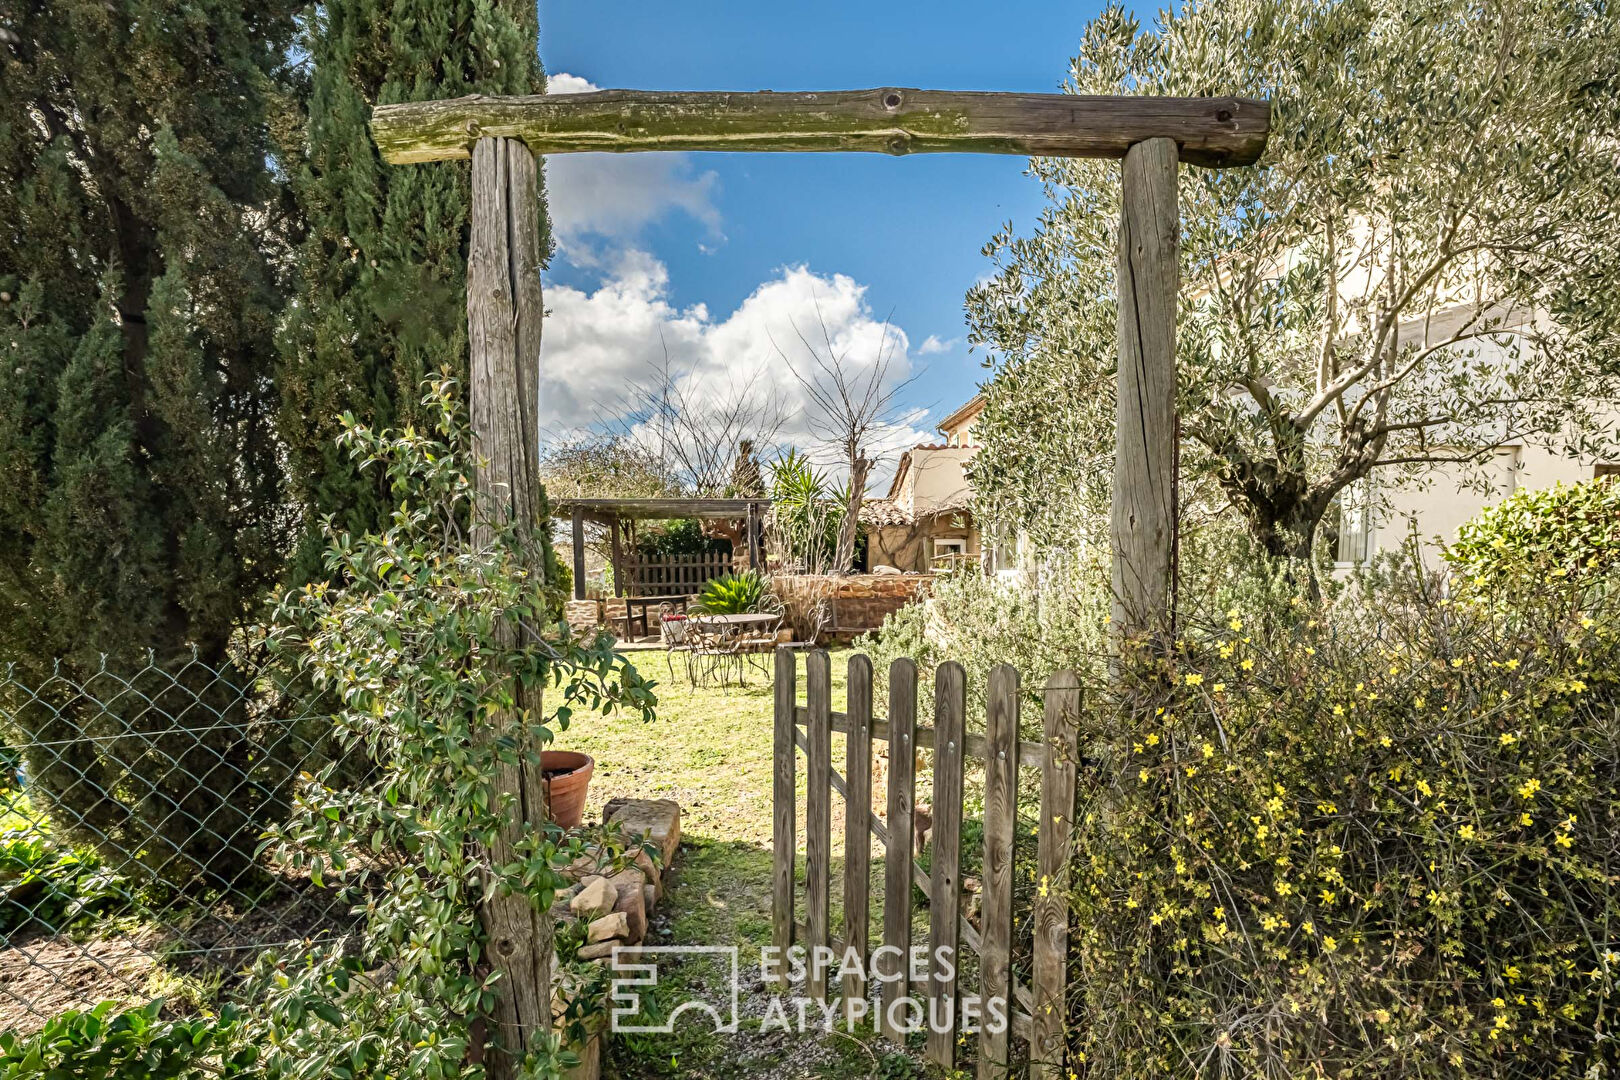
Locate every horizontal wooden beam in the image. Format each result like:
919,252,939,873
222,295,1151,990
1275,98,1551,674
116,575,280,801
551,497,768,521
371,88,1269,169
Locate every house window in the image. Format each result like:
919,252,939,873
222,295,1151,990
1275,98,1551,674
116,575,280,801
1335,481,1376,566
989,532,1017,573
1596,464,1620,480
932,538,968,569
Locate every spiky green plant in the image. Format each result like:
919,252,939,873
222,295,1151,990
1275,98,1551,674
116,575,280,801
690,571,776,615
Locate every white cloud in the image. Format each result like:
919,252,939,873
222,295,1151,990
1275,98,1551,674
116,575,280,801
916,334,956,356
543,74,722,248
539,252,933,489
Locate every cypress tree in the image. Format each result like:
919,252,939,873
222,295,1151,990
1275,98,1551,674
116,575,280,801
0,0,303,884
279,0,553,583
0,1,299,671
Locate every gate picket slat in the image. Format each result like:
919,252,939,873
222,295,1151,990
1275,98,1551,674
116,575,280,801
879,658,918,1044
771,648,797,985
979,665,1020,1080
805,649,834,1002
842,655,874,1026
1033,671,1081,1077
926,662,966,1069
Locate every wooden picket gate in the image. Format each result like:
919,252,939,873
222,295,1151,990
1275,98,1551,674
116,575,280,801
772,648,1082,1079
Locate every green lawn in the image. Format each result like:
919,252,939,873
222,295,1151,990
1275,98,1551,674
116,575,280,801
560,647,943,1080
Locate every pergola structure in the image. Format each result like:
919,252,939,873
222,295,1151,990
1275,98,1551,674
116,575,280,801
369,85,1269,1078
554,496,767,600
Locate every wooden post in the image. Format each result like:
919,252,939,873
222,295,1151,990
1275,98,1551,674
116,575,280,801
609,517,625,597
879,658,918,1044
979,665,1019,1080
570,506,585,601
771,648,797,985
1111,137,1180,643
1032,672,1082,1078
467,135,550,1077
926,662,966,1069
805,650,834,1002
841,654,874,1027
746,501,763,570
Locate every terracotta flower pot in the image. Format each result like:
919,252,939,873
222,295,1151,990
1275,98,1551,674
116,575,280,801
541,750,594,829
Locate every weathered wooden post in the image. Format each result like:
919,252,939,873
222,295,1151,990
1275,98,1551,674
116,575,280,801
571,505,586,600
1111,137,1180,642
466,135,552,1078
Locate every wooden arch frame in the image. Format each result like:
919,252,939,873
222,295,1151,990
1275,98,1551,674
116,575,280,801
369,86,1270,1077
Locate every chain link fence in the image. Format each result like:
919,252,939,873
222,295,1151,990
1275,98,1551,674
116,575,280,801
0,651,358,1035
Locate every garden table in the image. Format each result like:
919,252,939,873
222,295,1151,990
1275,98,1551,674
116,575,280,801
684,612,783,687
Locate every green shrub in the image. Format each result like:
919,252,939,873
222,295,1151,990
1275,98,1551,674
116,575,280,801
0,832,131,935
690,570,775,615
859,556,1111,733
247,379,655,1079
1063,557,1618,1077
0,1001,249,1079
635,518,727,558
1447,477,1620,592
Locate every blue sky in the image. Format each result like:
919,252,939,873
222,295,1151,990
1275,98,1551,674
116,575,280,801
533,1,1108,472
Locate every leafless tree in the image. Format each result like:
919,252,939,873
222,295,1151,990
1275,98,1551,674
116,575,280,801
606,339,791,497
775,304,920,573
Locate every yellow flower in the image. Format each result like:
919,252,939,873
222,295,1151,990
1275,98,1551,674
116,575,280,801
1146,733,1160,746
1459,825,1476,840
1520,812,1534,826
1500,732,1518,746
1517,778,1541,800
1184,673,1204,686
1554,833,1574,848
1240,658,1255,671
1322,936,1339,952
1213,682,1226,693
1580,615,1595,629
1333,704,1345,716
1202,742,1215,758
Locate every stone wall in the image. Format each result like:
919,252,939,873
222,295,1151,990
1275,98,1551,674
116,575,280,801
565,598,602,637
774,573,932,638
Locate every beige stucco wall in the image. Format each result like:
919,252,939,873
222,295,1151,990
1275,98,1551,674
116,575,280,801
871,518,979,573
902,446,976,513
1368,439,1617,568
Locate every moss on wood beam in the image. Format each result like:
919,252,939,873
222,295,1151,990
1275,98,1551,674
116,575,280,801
371,88,1269,169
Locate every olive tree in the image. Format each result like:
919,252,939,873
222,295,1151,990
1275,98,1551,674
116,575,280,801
967,0,1620,576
